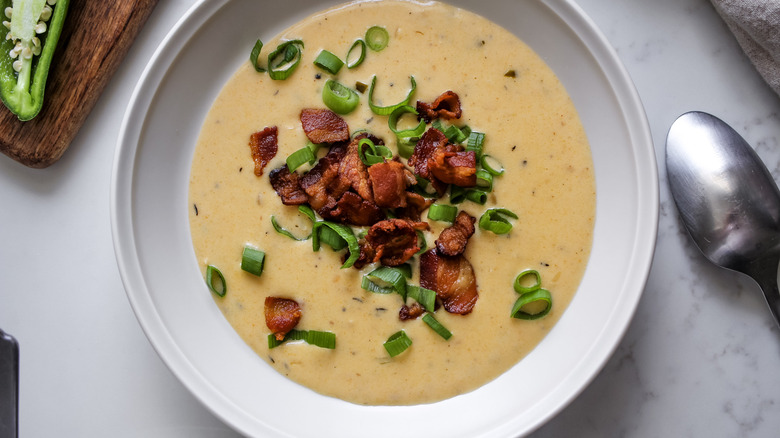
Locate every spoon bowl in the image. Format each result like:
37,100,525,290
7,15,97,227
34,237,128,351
666,111,780,327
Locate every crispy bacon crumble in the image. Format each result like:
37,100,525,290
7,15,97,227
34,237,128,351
264,297,302,341
249,126,278,176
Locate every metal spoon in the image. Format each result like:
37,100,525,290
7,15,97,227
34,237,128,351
666,111,780,328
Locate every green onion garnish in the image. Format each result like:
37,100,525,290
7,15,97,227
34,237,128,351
398,263,413,278
514,269,542,294
406,285,436,312
315,223,347,251
383,330,412,357
311,221,360,268
422,314,452,340
205,265,226,297
364,266,408,297
250,39,265,72
475,169,493,192
286,146,317,172
322,79,359,115
427,203,458,223
415,230,427,255
357,137,393,165
466,131,485,157
271,216,310,241
368,75,417,116
361,275,396,294
510,288,552,320
240,247,265,276
298,205,316,222
346,39,367,68
313,49,344,75
465,189,488,205
397,137,417,159
480,154,504,176
365,25,390,51
478,208,518,234
267,39,304,80
389,105,426,138
450,185,466,204
268,329,336,349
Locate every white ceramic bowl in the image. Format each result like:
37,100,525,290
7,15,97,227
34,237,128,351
111,0,658,436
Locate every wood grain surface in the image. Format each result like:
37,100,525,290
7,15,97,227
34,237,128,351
0,0,159,168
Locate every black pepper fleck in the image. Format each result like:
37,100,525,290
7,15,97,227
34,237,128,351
193,204,199,216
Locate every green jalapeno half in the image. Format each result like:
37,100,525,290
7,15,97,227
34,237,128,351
0,0,69,121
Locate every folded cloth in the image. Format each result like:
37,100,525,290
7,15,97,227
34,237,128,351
710,0,780,97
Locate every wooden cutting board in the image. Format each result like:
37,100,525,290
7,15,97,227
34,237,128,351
0,0,159,168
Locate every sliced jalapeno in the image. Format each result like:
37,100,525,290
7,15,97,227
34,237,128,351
0,0,69,121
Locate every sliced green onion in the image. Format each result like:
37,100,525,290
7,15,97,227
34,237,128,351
298,205,316,222
466,131,486,157
368,75,417,116
268,329,336,349
406,285,436,312
240,247,266,276
205,265,226,297
312,222,360,268
431,119,445,133
267,40,304,80
465,189,488,205
427,203,457,223
322,79,359,115
397,137,417,159
286,146,317,172
422,314,452,340
443,124,468,144
475,169,494,192
365,266,408,297
383,330,412,357
316,224,347,251
478,208,518,234
510,289,552,320
313,49,344,75
411,176,439,198
361,276,396,294
389,105,426,138
415,230,427,255
346,39,367,68
271,216,310,241
514,269,542,294
355,81,368,94
358,137,392,165
250,39,265,72
450,185,466,204
365,25,390,51
480,154,504,176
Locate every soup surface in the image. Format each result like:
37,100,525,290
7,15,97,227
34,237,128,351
189,0,595,405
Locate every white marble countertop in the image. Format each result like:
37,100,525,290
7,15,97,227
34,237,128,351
1,0,779,436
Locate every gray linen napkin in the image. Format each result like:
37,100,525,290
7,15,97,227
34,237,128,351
710,0,780,97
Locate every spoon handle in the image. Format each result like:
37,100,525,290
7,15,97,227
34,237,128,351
748,257,780,329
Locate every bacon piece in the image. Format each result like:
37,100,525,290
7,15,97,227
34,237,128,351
416,91,462,123
368,160,413,208
300,145,350,213
419,249,478,315
323,191,385,226
396,192,435,221
429,146,477,187
365,219,420,266
264,297,302,341
435,211,476,256
269,165,308,205
408,127,447,181
300,108,350,144
249,126,278,176
338,135,374,202
399,302,426,321
349,239,377,270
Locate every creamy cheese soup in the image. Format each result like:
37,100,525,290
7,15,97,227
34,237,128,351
189,0,595,405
